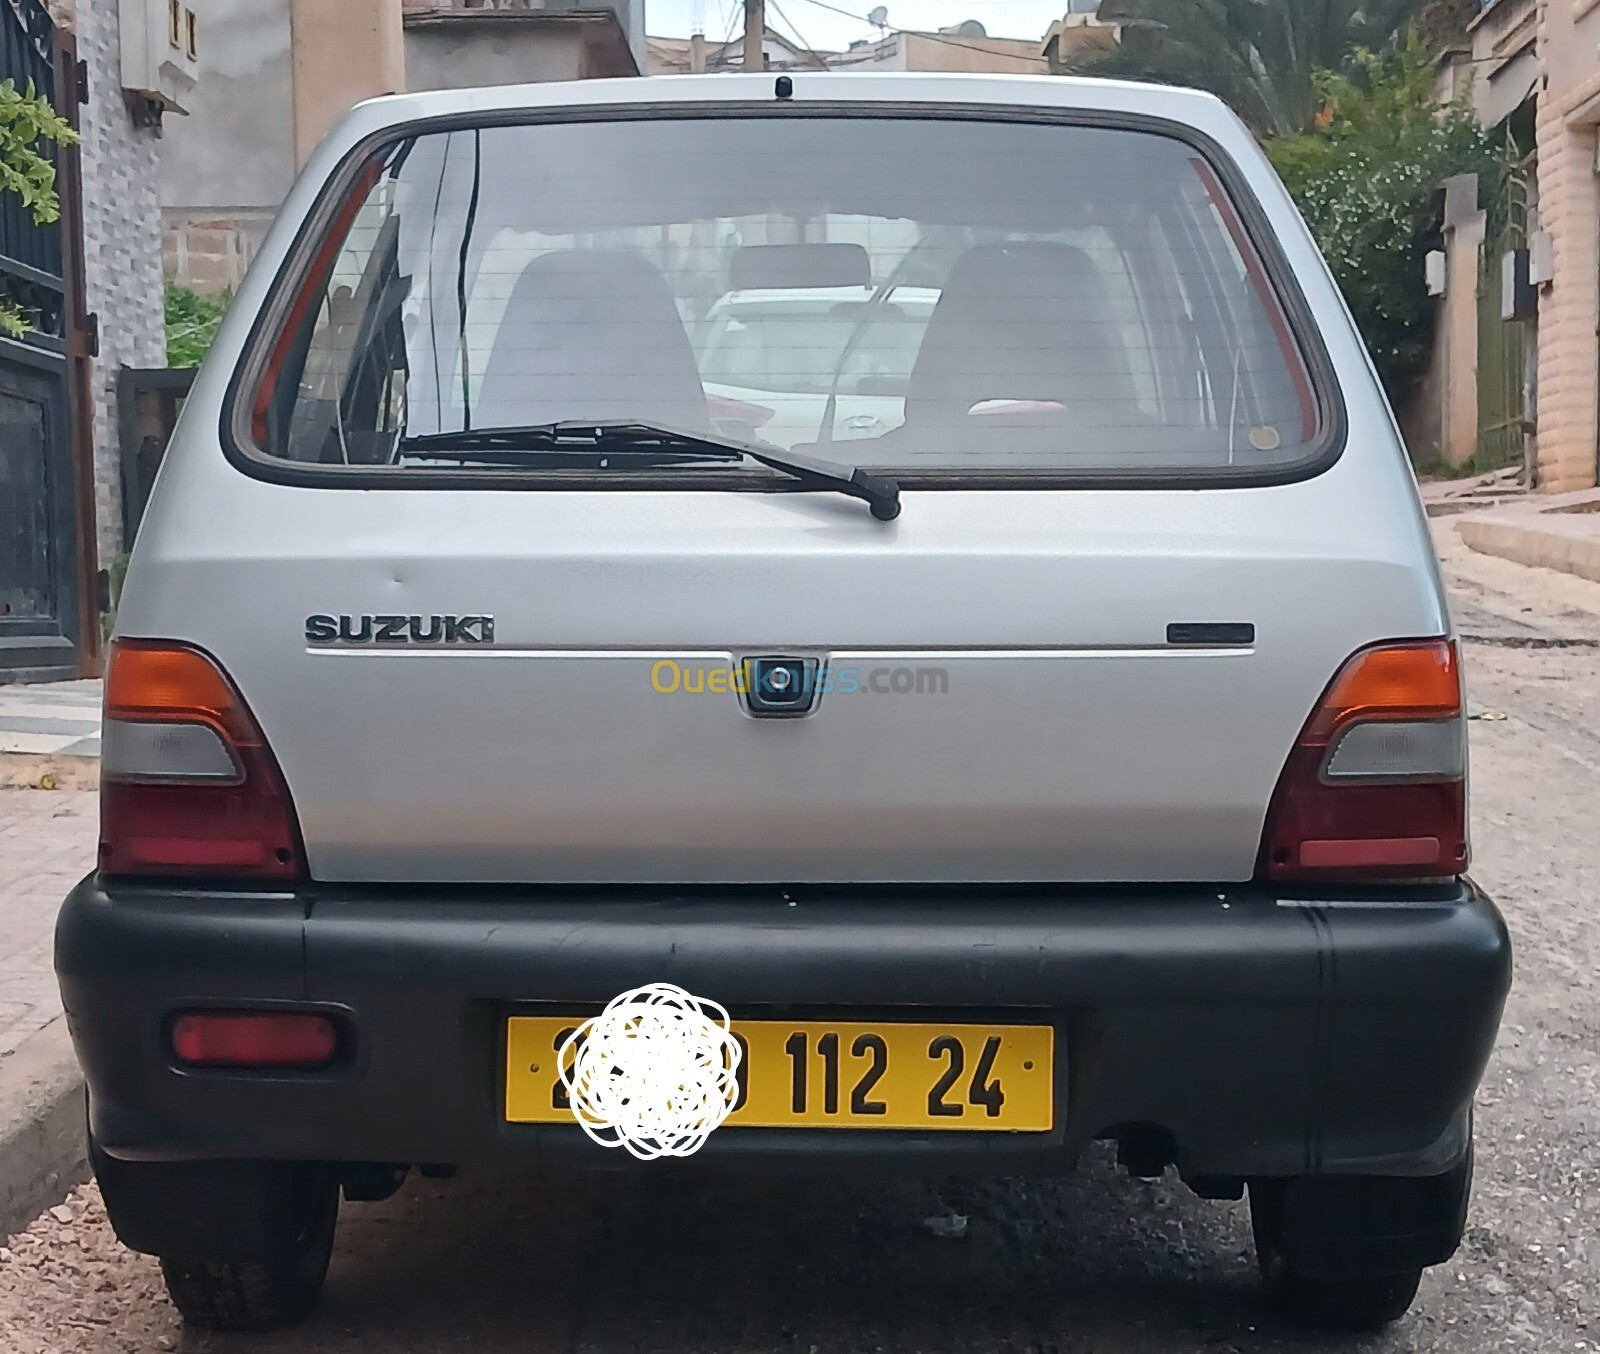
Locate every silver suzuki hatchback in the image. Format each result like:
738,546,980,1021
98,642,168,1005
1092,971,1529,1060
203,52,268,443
58,72,1510,1333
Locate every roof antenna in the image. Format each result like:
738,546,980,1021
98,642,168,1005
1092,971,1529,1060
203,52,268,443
868,5,888,29
774,74,793,99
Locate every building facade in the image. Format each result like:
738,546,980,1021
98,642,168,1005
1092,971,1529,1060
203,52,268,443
1439,0,1600,491
1528,0,1600,491
160,0,297,295
1041,2,1119,69
162,0,642,295
647,28,832,74
405,4,639,95
46,0,166,567
162,0,407,294
828,21,1047,74
405,0,644,70
649,14,1110,77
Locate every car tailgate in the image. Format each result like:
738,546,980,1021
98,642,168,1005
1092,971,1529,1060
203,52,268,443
120,476,1447,885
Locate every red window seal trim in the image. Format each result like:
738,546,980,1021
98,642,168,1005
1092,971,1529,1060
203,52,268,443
1189,155,1317,445
250,156,387,444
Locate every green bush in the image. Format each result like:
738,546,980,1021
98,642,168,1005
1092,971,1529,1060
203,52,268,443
0,78,77,339
1267,35,1511,401
1070,0,1439,139
165,285,229,368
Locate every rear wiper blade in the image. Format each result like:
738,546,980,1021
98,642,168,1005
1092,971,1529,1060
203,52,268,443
398,423,743,469
400,446,728,470
400,421,902,522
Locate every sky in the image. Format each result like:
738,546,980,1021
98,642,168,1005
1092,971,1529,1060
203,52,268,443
647,0,1076,48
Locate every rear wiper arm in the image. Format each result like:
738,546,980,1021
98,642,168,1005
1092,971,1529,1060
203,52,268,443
400,421,902,522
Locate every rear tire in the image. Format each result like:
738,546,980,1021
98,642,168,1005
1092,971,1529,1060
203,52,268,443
90,1123,341,1331
1250,1179,1426,1331
1255,1235,1422,1331
157,1170,340,1332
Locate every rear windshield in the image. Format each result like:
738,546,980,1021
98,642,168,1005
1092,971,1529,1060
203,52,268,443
238,113,1327,480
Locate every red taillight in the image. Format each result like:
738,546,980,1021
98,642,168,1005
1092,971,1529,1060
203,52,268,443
171,1011,338,1069
100,641,306,880
1259,640,1468,883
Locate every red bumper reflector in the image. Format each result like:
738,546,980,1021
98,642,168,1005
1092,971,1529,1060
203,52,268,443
125,835,273,869
1298,837,1442,870
171,1012,339,1069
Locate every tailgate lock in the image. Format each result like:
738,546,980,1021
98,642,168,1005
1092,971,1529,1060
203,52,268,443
743,656,820,717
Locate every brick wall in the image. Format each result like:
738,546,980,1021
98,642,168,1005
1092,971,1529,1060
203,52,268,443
75,0,167,563
1530,1,1600,493
163,210,275,295
1530,112,1599,491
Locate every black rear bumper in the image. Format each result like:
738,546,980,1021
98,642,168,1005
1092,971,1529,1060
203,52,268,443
56,877,1510,1181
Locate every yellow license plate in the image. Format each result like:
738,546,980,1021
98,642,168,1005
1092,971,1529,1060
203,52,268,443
505,1017,1053,1132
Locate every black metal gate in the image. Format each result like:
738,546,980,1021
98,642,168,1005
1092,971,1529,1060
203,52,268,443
0,0,95,683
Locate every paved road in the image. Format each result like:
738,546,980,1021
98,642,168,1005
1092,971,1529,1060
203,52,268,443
2,521,1597,1353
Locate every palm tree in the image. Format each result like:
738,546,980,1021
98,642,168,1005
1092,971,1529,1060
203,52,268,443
1061,0,1463,139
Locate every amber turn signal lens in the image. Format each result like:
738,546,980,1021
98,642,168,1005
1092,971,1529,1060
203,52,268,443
1302,640,1460,744
106,641,260,745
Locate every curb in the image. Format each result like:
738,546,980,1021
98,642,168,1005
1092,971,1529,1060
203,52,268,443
0,1017,88,1244
1458,515,1600,586
0,753,99,792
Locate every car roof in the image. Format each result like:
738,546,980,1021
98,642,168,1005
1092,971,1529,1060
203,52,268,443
333,72,1239,145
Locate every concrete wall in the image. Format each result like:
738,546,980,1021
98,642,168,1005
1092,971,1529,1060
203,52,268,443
1544,0,1600,102
159,0,295,293
158,0,644,294
159,0,405,293
902,31,1045,74
1398,314,1446,463
1457,0,1539,128
406,19,585,90
1439,174,1487,468
556,0,641,69
605,0,643,67
833,30,1046,74
403,1,643,70
291,0,406,168
834,32,907,69
160,0,295,213
73,0,167,564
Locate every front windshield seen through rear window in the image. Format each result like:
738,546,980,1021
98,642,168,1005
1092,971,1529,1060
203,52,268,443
244,113,1323,478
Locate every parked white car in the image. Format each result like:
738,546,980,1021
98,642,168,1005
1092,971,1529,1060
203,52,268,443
699,285,939,449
